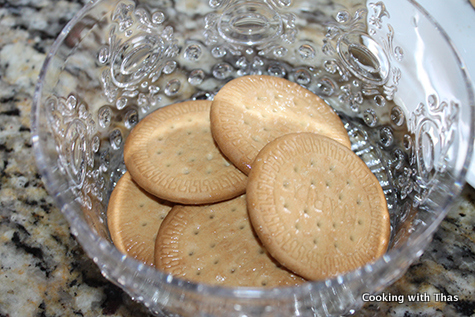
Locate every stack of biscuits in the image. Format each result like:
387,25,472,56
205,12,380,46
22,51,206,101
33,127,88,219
107,75,390,287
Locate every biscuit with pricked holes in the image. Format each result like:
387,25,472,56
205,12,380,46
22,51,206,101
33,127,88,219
154,195,306,287
107,172,173,267
247,133,390,281
210,75,351,175
124,100,247,204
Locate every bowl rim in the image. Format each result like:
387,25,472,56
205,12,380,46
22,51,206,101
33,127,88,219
31,0,475,305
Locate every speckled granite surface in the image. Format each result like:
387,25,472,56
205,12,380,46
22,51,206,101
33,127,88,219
0,0,474,316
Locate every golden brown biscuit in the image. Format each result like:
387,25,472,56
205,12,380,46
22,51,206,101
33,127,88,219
247,133,390,280
155,195,306,287
210,75,351,175
124,100,247,204
107,172,173,266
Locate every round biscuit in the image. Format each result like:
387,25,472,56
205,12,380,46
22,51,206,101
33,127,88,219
107,172,173,267
154,195,306,287
247,133,390,281
210,75,351,175
124,100,247,204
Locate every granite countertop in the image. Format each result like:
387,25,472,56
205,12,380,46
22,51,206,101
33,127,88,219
0,1,474,316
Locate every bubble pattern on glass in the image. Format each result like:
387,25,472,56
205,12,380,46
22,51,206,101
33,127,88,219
407,95,459,205
98,3,180,114
311,5,458,208
45,92,140,239
46,94,107,210
300,7,408,213
203,0,299,64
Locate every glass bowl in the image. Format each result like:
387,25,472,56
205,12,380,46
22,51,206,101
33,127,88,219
31,0,474,316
